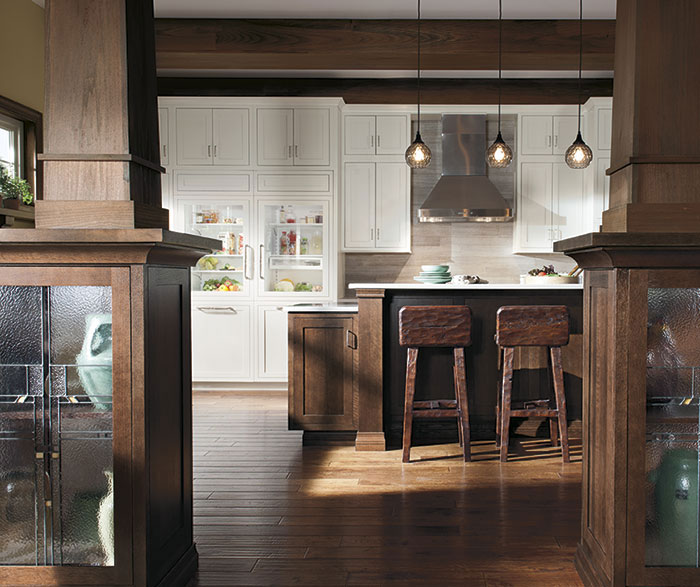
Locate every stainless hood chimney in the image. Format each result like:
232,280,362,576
418,115,513,223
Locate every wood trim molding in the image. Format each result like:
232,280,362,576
0,94,43,200
155,18,615,72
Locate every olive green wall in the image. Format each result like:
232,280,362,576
0,0,44,112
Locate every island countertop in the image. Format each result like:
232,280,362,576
349,282,583,290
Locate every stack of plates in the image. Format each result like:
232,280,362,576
414,265,452,284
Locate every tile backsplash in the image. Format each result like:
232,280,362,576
343,115,575,295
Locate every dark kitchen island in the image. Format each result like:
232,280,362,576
350,283,583,451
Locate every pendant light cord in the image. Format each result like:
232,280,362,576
417,0,422,132
497,0,502,134
577,0,583,134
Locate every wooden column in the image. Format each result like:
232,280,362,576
37,0,168,229
603,0,700,232
355,289,386,451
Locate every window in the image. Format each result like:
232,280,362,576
0,112,23,177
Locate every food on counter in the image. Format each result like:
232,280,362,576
274,278,295,292
312,285,323,293
294,282,313,292
528,264,560,277
198,257,219,271
202,276,241,292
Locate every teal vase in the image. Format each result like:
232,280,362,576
649,448,699,566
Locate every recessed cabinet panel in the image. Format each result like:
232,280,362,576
344,163,375,249
158,108,169,166
294,109,330,166
175,173,251,193
376,115,408,155
256,172,332,194
553,116,579,155
375,162,408,249
257,109,293,166
176,108,213,166
520,162,553,249
521,116,553,155
594,156,611,229
553,162,585,241
597,108,613,150
257,305,289,380
191,303,251,380
213,109,249,166
344,116,376,156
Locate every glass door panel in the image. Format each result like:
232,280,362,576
645,287,700,568
257,200,329,297
178,199,251,296
0,285,114,567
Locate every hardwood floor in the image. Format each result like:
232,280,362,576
191,391,583,586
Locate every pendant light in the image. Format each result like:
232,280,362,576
486,0,513,168
405,0,432,168
565,0,593,169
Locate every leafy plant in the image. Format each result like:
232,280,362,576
0,165,34,205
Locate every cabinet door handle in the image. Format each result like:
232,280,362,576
244,244,253,280
370,228,374,241
208,145,212,157
163,145,167,159
346,330,358,349
554,135,558,148
288,145,292,158
376,228,380,240
214,145,218,158
547,136,552,148
198,306,237,314
370,135,374,148
294,145,299,158
259,244,265,279
377,135,380,148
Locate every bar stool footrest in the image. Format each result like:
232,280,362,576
413,409,460,419
413,399,457,410
509,408,558,418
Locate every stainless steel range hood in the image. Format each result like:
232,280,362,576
418,115,513,223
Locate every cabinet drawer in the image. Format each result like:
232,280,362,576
256,172,333,195
175,172,252,193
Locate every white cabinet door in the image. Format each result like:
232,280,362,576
213,108,249,166
375,162,408,250
521,116,553,155
553,116,579,155
597,109,613,150
257,305,289,380
192,303,252,381
176,108,213,166
344,163,376,249
553,163,585,241
519,163,553,249
376,115,408,155
294,108,330,166
257,108,293,166
593,156,611,229
158,108,169,166
344,116,376,156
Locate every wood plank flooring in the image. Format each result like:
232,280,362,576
191,392,583,586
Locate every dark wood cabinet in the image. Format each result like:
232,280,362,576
288,313,358,436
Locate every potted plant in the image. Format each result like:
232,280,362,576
0,165,34,209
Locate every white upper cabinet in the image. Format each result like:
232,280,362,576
593,156,611,229
375,162,408,249
519,162,553,250
176,107,250,166
344,114,409,156
597,108,613,150
158,108,169,166
553,162,585,241
343,162,376,249
257,108,330,166
213,109,250,165
521,115,579,156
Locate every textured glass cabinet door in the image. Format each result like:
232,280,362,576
0,285,114,567
646,288,700,568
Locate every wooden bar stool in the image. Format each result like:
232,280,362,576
399,305,472,463
495,305,570,463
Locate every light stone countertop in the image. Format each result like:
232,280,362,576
348,283,583,290
284,303,359,313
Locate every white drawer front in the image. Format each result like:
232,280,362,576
176,173,252,193
256,172,332,195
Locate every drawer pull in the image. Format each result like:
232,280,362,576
198,306,238,314
346,330,358,349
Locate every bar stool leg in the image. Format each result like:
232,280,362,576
453,363,463,448
499,347,514,462
453,348,471,462
550,346,570,463
549,417,559,447
402,347,419,463
495,347,502,449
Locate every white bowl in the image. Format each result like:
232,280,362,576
523,274,579,285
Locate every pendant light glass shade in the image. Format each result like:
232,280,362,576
565,0,593,169
486,133,513,168
565,131,593,169
406,0,431,169
487,0,513,168
405,131,432,168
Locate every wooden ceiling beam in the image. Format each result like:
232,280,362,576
155,19,616,72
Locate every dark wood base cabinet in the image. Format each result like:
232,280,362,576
288,313,358,441
559,233,700,587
